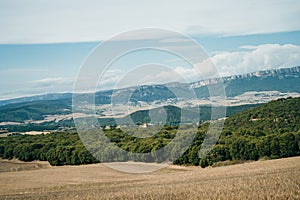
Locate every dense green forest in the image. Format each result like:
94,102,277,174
0,97,299,167
0,132,98,166
178,97,300,167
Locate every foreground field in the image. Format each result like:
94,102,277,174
0,157,299,200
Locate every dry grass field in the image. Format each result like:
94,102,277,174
0,157,299,200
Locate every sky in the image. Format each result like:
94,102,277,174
1,0,300,100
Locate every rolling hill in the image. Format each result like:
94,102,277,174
0,97,299,167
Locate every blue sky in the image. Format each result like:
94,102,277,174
1,0,300,99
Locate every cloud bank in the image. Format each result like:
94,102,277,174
0,0,300,43
212,44,300,77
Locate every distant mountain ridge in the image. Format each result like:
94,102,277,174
0,66,299,108
191,66,300,88
193,66,300,98
0,93,72,107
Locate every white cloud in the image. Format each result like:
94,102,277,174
0,77,74,100
139,66,201,84
91,44,300,89
97,69,123,90
212,44,300,76
2,43,300,100
109,65,203,88
29,77,74,88
0,0,300,43
93,64,197,90
30,77,72,84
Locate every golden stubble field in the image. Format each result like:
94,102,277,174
0,157,299,200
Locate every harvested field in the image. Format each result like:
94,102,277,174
0,157,299,200
0,159,50,173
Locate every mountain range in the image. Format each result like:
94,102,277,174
1,66,300,106
0,66,299,125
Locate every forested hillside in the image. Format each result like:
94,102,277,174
0,99,71,122
175,97,300,167
0,97,299,167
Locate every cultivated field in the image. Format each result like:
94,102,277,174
0,157,299,200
